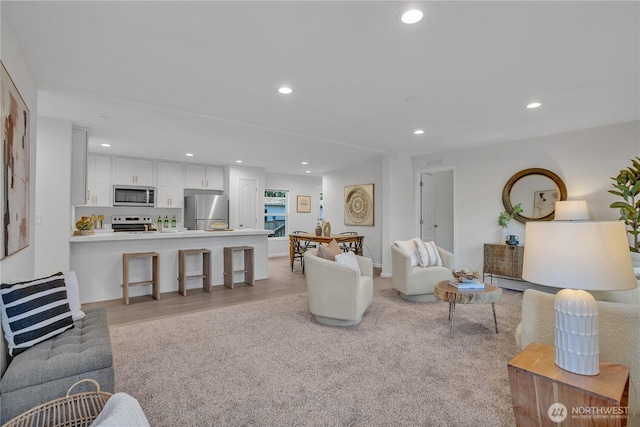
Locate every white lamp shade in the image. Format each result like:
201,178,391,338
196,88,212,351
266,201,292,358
554,200,589,221
522,221,636,291
523,220,636,376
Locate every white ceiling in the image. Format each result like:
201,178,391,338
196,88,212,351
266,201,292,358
3,1,639,175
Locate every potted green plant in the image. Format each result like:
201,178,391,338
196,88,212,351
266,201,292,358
498,203,523,228
609,156,640,254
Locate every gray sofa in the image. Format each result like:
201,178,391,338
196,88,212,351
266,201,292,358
0,308,114,423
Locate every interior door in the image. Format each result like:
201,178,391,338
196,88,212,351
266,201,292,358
238,178,257,229
421,170,454,252
420,174,436,242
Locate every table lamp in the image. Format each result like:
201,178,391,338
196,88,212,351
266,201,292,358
522,220,636,375
554,200,589,220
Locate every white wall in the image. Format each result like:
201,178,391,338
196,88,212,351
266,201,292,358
323,157,383,266
411,120,640,281
381,153,416,275
265,172,322,257
0,13,39,375
34,117,73,276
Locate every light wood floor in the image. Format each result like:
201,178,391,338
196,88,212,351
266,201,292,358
84,256,309,327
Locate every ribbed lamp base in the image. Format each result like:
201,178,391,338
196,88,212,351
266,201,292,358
553,289,599,375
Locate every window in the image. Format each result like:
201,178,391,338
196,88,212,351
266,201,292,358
264,190,287,237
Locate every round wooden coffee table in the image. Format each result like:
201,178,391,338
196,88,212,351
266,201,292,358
434,280,503,337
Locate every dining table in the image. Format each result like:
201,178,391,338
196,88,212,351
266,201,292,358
288,233,365,268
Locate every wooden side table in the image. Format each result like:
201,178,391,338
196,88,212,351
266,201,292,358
508,342,629,427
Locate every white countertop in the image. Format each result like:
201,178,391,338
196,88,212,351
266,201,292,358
70,228,272,242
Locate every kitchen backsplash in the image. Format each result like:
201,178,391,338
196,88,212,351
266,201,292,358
74,206,182,230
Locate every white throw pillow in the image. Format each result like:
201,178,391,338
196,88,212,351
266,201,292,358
415,240,443,267
90,392,150,426
394,238,421,267
64,271,86,321
335,251,361,273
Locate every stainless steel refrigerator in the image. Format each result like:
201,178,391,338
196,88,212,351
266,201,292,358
184,194,229,230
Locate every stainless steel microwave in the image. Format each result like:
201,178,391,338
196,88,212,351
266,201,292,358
113,185,155,207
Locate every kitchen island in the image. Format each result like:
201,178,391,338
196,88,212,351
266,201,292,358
70,229,271,303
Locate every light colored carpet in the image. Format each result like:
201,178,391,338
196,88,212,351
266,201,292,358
110,276,522,426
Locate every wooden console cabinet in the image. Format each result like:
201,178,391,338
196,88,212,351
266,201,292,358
508,342,629,427
483,243,524,281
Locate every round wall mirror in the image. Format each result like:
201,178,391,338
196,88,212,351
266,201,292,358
502,168,567,223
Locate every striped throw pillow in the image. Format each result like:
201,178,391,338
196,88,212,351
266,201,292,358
0,272,74,356
415,240,443,267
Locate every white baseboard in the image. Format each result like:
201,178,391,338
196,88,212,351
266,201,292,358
269,253,289,258
380,272,392,278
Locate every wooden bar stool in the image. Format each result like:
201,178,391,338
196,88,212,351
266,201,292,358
178,248,212,296
223,246,255,289
122,252,159,305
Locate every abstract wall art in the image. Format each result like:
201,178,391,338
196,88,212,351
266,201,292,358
1,61,30,258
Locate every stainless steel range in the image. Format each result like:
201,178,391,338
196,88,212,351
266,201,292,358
111,215,156,232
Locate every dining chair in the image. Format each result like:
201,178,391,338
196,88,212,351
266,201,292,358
339,231,358,253
291,231,316,273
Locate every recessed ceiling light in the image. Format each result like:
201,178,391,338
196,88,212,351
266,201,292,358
305,170,311,174
185,153,194,157
301,161,309,165
235,160,243,163
414,129,425,135
526,102,542,109
278,86,293,95
100,143,111,147
401,9,423,24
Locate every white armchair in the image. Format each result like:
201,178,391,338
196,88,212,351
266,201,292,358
304,250,374,326
516,288,640,425
391,245,454,302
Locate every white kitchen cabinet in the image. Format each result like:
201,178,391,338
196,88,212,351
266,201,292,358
185,164,224,190
114,157,153,186
86,154,111,206
156,161,184,208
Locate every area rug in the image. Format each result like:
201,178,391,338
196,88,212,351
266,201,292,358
109,278,522,426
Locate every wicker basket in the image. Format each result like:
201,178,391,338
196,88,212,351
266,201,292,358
2,379,112,427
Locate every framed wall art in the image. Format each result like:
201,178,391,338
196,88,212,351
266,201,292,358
297,195,311,213
1,61,30,259
344,184,374,226
533,189,558,218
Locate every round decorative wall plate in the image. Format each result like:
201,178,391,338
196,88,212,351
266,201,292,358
345,186,371,224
